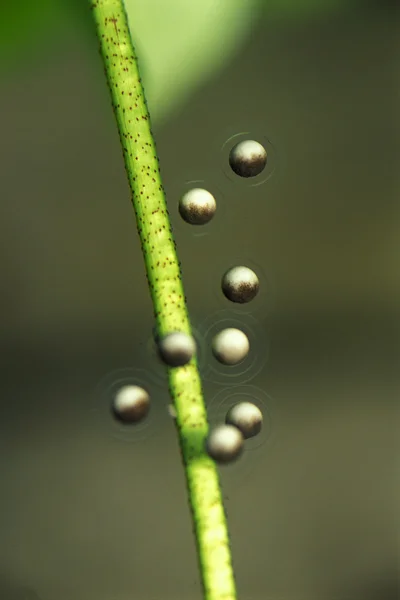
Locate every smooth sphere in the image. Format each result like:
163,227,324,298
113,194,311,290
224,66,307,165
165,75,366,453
158,331,196,367
179,188,217,225
212,328,250,365
229,139,267,178
225,402,263,439
222,265,259,304
205,424,244,464
112,385,150,424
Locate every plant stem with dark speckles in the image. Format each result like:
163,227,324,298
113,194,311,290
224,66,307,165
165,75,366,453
90,1,238,599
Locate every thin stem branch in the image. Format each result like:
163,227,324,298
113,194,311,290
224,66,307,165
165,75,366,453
90,1,238,598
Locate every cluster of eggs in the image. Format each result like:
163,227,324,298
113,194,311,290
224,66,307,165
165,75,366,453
112,140,267,464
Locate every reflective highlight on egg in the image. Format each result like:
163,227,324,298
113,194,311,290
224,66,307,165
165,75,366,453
112,385,150,424
225,402,263,439
221,265,259,303
229,139,267,178
212,327,250,365
179,188,217,225
205,424,244,464
157,331,196,367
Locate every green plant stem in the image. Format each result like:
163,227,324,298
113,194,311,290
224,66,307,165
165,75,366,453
90,1,237,599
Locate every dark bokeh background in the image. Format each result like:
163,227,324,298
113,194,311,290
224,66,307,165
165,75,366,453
0,2,399,599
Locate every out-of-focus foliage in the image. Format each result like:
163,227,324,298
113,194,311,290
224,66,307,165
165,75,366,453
124,0,260,122
0,0,361,122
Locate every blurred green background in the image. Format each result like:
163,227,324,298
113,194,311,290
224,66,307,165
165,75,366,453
0,1,399,599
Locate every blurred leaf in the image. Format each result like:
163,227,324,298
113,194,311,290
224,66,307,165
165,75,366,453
124,0,261,124
123,0,355,123
0,0,357,123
